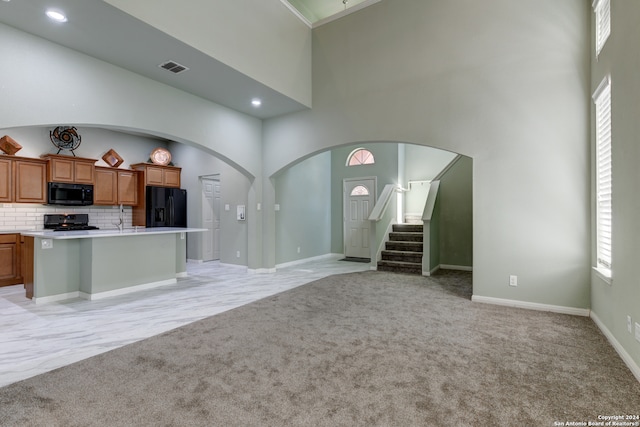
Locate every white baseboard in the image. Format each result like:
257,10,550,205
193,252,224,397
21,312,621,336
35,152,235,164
186,259,203,264
422,265,440,276
423,264,473,276
275,253,340,270
33,279,178,304
591,312,640,383
440,264,473,271
471,295,591,317
33,291,82,305
82,279,177,301
176,272,188,278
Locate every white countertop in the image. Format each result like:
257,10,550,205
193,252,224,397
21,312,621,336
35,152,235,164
20,227,206,240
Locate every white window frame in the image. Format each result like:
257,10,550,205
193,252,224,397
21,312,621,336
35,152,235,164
593,0,611,56
592,75,612,282
346,148,375,166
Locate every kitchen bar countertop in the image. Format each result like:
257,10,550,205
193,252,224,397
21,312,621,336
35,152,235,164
21,227,206,240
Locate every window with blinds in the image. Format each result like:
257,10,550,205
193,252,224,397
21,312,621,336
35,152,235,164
593,0,611,56
593,76,612,274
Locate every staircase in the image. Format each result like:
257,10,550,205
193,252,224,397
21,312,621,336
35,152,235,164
377,223,423,275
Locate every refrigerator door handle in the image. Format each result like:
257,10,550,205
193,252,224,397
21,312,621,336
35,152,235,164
168,195,173,226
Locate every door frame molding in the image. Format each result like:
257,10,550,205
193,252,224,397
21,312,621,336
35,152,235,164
200,174,220,262
343,176,377,257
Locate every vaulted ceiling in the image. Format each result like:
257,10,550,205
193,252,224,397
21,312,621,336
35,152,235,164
0,0,379,120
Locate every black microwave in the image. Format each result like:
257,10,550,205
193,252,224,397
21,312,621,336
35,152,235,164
47,182,94,206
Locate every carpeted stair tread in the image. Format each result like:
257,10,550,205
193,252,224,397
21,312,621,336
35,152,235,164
385,241,423,252
389,232,423,242
381,250,423,263
392,223,423,232
377,260,422,274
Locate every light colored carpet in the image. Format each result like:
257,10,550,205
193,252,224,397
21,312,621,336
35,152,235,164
1,270,639,426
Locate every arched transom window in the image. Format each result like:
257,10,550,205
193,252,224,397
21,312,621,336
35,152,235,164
346,148,375,166
350,185,370,196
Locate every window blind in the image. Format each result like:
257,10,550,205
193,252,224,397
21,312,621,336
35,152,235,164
593,0,611,56
593,76,612,271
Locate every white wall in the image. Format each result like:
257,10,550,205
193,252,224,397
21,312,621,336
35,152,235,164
264,0,591,308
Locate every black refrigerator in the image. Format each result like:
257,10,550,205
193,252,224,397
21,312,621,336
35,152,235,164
146,186,187,227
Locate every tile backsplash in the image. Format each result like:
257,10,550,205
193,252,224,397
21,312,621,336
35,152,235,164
0,204,133,231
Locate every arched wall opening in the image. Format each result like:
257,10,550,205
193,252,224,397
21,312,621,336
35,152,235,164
270,140,473,276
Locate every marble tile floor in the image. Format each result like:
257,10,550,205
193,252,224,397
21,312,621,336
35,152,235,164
0,257,370,388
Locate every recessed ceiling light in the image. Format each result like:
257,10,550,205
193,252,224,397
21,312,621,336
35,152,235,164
251,98,262,107
46,9,67,23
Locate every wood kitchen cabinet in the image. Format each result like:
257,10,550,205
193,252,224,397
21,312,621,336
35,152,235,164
94,167,118,205
42,154,96,184
131,163,181,188
0,157,11,202
0,156,47,204
0,233,22,287
117,170,138,205
13,158,47,204
94,167,139,206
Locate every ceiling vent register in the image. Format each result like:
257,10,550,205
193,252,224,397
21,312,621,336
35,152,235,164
158,60,189,74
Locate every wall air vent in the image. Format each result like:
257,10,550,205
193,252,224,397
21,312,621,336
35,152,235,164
158,60,189,74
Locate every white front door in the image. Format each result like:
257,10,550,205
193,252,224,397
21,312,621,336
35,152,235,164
344,178,376,259
201,177,221,261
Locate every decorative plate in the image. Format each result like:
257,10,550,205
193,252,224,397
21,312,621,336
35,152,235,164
50,126,81,154
150,147,171,165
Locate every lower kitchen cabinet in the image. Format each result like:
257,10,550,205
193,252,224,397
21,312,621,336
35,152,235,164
0,233,22,287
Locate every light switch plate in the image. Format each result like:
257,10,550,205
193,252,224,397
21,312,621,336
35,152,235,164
41,239,53,249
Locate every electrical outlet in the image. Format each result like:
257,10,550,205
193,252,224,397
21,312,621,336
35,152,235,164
41,239,53,249
236,251,240,258
628,316,633,334
297,247,301,253
636,323,640,343
509,275,518,287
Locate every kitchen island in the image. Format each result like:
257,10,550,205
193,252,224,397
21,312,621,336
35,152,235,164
20,227,205,303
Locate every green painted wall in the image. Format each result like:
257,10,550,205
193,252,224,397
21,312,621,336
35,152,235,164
330,143,398,254
264,0,590,310
590,0,640,371
438,156,473,268
274,152,332,264
404,144,457,216
169,141,251,265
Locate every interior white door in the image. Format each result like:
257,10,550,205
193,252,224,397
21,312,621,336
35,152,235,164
344,178,375,259
201,177,221,261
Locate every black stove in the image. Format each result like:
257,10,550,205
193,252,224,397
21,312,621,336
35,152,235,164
44,214,99,232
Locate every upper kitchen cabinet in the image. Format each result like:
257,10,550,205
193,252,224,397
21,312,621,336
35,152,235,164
0,156,48,204
117,170,138,205
94,167,118,205
0,157,11,203
94,167,139,206
42,154,96,184
14,158,47,203
131,163,181,188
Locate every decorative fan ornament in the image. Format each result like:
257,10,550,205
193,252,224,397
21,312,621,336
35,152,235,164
50,126,82,155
